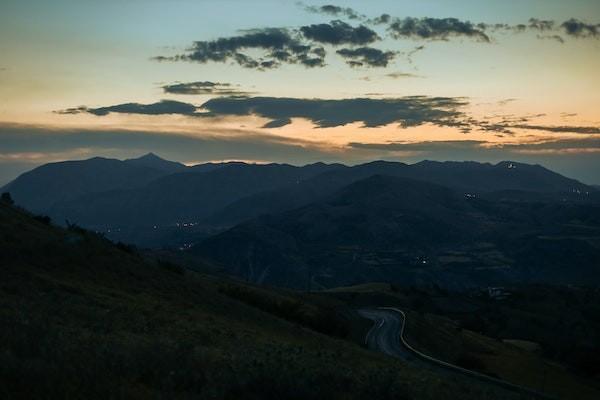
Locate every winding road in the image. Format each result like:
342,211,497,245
358,307,554,400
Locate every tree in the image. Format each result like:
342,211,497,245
1,192,14,205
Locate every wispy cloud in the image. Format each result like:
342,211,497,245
302,3,364,20
512,124,600,134
387,17,490,42
161,81,253,96
384,72,421,79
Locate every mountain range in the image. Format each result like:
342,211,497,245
3,153,599,289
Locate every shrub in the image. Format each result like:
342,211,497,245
33,215,52,225
115,241,137,254
158,260,185,275
1,192,14,205
66,221,88,235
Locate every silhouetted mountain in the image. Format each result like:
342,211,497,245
47,162,345,228
124,152,187,173
1,157,173,212
207,160,593,227
3,156,595,248
193,174,600,290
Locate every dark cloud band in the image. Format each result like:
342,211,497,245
57,96,468,129
56,100,198,117
304,4,363,20
161,81,252,96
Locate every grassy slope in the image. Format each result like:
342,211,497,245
0,203,517,400
404,312,600,400
325,283,600,400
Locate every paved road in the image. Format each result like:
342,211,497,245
359,308,417,362
358,307,554,400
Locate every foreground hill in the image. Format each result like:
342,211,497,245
192,174,600,289
0,200,525,399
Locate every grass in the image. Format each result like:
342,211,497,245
324,283,600,400
0,202,520,399
403,311,600,400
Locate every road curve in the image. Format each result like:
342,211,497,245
358,307,555,400
359,308,418,363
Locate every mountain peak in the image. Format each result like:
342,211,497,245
124,153,187,173
137,152,163,161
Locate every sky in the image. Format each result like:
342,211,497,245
1,0,600,185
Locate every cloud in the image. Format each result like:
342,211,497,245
154,28,326,70
388,17,490,42
528,18,555,32
405,44,425,64
385,72,420,79
336,47,396,67
381,15,600,44
496,98,517,106
501,138,600,152
303,4,363,20
349,137,600,156
513,124,600,134
536,34,565,44
57,96,468,130
200,96,467,128
0,123,354,174
153,14,600,73
3,123,600,185
57,97,600,140
561,18,599,38
161,81,252,96
300,20,379,45
56,100,199,117
369,14,391,25
349,140,486,152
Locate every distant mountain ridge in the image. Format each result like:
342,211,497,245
2,154,596,247
193,174,600,289
2,155,173,212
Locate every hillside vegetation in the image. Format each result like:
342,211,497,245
325,283,600,400
0,201,520,399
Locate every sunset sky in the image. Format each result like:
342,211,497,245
1,0,599,184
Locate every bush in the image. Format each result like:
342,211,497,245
1,192,14,205
158,260,185,275
115,241,137,254
65,221,88,235
33,215,52,225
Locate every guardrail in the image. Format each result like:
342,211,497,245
378,307,556,400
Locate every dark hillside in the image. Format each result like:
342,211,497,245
0,201,519,399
